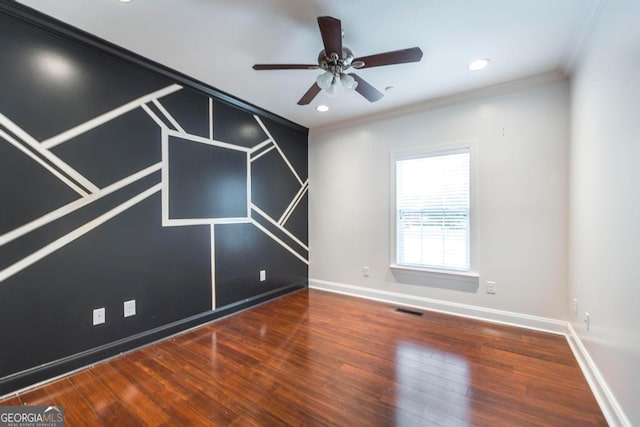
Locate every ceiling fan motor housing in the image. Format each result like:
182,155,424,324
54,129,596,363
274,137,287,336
318,47,355,75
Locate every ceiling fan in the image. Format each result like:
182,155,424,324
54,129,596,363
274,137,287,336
252,16,423,105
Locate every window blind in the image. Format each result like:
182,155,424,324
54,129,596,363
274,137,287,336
396,150,470,271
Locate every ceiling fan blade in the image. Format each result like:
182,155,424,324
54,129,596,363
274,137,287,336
353,47,423,69
253,64,319,70
349,74,384,103
317,16,343,57
297,83,322,105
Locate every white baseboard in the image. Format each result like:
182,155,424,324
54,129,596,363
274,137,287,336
309,278,630,427
566,324,631,427
309,279,568,335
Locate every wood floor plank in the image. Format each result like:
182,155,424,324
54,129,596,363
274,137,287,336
15,386,53,406
89,362,174,425
468,385,602,427
68,370,145,426
45,378,101,427
0,396,22,406
0,288,606,426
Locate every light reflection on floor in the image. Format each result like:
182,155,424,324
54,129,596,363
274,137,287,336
395,341,470,425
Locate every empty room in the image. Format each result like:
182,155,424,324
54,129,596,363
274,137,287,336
0,0,637,425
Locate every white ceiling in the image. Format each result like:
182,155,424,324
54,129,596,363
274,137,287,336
17,0,602,130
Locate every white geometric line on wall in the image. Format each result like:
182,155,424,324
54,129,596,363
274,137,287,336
161,127,170,228
278,180,308,226
250,219,309,265
246,153,252,219
160,130,252,228
0,163,161,248
251,204,309,251
0,113,99,195
166,130,251,153
149,102,310,282
152,99,185,134
162,218,252,226
281,188,307,227
40,84,182,150
0,82,309,308
210,225,216,310
249,139,273,154
141,104,169,129
253,115,304,186
0,184,162,284
153,103,306,249
250,144,275,163
208,98,214,141
0,128,89,197
247,117,308,260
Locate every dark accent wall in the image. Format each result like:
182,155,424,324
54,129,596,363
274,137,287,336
0,2,308,395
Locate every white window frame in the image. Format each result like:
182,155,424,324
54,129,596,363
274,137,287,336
390,140,479,280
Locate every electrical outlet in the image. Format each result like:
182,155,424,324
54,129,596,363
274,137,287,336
93,307,105,326
572,298,578,316
486,281,496,295
124,300,136,318
362,266,370,277
585,312,590,331
260,270,266,282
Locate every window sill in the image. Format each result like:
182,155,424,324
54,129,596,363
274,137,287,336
390,264,479,282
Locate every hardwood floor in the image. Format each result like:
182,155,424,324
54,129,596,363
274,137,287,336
0,288,606,426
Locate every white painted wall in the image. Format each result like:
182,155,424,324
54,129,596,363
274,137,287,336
309,77,570,320
569,0,640,424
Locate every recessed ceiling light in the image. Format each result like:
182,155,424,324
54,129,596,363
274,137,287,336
316,105,329,112
468,58,491,71
118,0,132,3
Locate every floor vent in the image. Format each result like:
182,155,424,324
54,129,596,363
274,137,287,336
395,308,423,316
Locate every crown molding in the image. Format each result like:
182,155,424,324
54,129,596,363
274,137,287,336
311,70,566,135
558,0,607,76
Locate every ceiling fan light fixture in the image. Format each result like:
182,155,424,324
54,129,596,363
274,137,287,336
468,58,491,71
316,71,334,90
326,80,339,97
340,73,358,92
316,105,329,112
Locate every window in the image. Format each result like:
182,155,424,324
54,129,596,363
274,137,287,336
393,147,471,272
